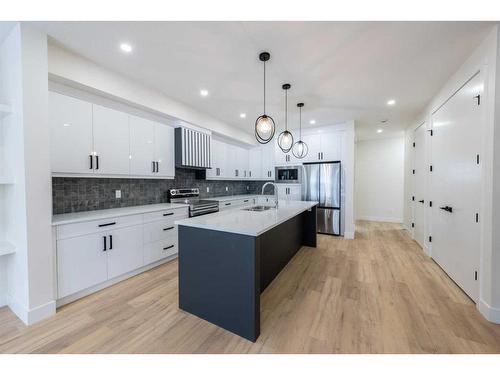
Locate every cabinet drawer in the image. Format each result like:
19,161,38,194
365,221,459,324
57,214,143,240
144,221,178,244
144,238,178,265
142,208,188,224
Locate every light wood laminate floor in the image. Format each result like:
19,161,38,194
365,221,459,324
1,221,500,353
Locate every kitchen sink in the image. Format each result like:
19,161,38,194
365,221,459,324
242,205,275,212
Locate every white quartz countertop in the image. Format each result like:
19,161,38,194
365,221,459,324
52,203,189,226
209,194,258,202
175,200,318,236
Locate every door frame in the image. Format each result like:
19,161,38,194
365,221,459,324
412,121,427,251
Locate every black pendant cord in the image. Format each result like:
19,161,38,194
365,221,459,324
299,105,302,139
263,60,266,115
285,89,288,130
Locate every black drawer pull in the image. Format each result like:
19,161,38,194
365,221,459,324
98,222,116,227
163,245,174,251
225,202,231,206
163,212,174,216
244,200,249,202
163,226,174,231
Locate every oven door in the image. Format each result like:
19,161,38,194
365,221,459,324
190,205,219,217
275,167,301,183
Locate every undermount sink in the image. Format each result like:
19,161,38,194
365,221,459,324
242,205,275,212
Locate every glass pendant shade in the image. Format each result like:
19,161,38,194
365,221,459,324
255,114,276,144
278,83,294,152
292,102,308,159
254,52,275,144
292,140,308,159
278,130,294,152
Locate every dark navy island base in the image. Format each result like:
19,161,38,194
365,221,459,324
178,206,317,342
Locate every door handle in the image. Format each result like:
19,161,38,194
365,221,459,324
440,206,453,213
418,200,424,204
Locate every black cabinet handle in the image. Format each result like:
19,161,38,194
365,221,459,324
89,155,93,169
103,236,107,251
156,161,159,173
98,222,116,227
163,226,174,231
163,245,174,251
163,212,174,216
109,235,113,250
418,200,424,204
440,206,453,213
95,155,99,170
225,202,231,206
244,200,249,202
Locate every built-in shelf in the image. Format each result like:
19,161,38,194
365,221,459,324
0,241,16,257
0,103,11,119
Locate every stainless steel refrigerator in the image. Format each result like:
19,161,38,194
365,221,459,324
302,162,342,236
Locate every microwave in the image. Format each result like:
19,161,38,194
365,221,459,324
275,166,302,183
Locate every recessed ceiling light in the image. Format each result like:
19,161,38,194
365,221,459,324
387,99,396,106
377,129,383,133
120,43,133,53
200,89,209,97
310,120,316,125
240,113,246,118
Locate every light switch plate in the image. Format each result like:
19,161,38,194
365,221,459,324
225,186,228,191
206,187,210,193
115,190,121,199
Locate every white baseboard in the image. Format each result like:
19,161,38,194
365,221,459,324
7,294,56,325
356,216,403,223
344,231,355,239
0,292,7,308
478,300,500,324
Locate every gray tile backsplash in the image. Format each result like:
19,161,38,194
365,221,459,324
52,168,270,214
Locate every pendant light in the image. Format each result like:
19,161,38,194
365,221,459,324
255,52,275,144
277,83,294,153
292,103,309,159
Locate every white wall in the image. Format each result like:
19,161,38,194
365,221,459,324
47,43,255,145
0,23,54,323
355,137,405,223
403,25,500,323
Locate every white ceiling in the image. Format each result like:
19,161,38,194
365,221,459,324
34,21,493,140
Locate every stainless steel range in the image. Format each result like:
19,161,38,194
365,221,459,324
168,188,219,217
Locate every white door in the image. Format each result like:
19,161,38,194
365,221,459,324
129,115,155,176
49,92,94,174
93,104,130,175
57,233,108,298
154,124,175,178
320,132,341,161
413,123,427,248
107,225,144,279
431,73,482,302
249,147,262,179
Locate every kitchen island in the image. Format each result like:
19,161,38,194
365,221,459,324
175,200,318,341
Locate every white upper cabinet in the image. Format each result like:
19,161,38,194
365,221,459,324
49,92,94,174
261,142,275,180
301,133,321,163
248,147,262,179
320,131,341,161
129,115,156,176
49,92,175,179
154,124,175,178
92,105,131,175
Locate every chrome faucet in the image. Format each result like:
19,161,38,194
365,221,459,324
261,182,278,208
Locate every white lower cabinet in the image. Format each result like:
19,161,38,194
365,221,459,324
57,232,108,298
106,225,144,279
55,206,188,301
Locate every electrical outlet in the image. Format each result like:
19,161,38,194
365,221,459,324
206,187,210,193
225,186,228,192
246,185,249,191
115,190,121,199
